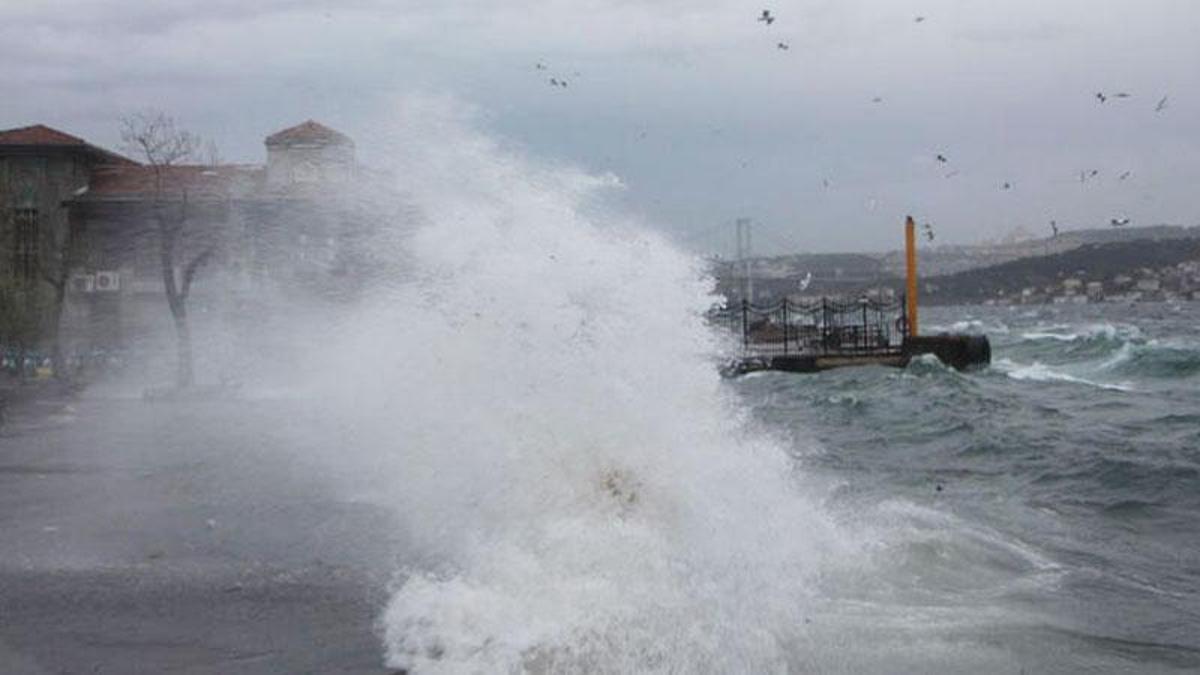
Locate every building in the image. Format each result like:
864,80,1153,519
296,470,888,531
0,120,400,370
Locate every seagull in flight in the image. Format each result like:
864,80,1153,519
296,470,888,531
936,154,948,163
922,222,935,242
872,96,884,103
1095,92,1107,103
758,9,775,25
914,16,926,23
798,272,813,292
1119,171,1131,181
777,42,790,50
1050,220,1059,238
1156,95,1169,112
1113,92,1131,99
1002,181,1013,190
535,62,547,70
1110,217,1131,227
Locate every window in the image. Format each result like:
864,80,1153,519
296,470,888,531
11,208,39,280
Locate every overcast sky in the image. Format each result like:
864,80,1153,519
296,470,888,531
2,0,1197,254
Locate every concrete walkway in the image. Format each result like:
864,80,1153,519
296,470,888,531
0,392,401,674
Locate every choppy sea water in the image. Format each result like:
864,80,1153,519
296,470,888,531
733,302,1200,673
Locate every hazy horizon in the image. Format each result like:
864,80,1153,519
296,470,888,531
3,0,1197,255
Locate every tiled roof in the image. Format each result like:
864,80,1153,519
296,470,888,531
77,164,263,201
0,124,89,146
264,120,352,147
0,124,137,164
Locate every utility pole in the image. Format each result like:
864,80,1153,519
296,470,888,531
735,217,753,304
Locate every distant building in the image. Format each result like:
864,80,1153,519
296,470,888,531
0,125,136,283
0,120,400,360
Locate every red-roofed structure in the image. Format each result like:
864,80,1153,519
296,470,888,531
79,164,263,202
0,118,396,365
0,124,136,165
0,124,89,146
265,120,353,147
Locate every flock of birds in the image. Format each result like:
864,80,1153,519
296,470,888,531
533,8,1174,246
925,79,1167,240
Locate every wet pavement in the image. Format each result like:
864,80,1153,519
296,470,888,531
0,391,400,674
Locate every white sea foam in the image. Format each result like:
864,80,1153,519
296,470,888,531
310,98,863,673
993,358,1133,392
1020,322,1142,344
926,319,1009,335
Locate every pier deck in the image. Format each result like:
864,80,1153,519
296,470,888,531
714,298,990,376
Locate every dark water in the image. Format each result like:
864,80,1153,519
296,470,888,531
734,302,1200,673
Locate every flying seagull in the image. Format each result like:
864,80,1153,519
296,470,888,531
922,222,935,242
1095,92,1107,103
944,170,960,178
1111,217,1131,227
872,96,884,103
1002,181,1013,190
777,42,790,50
1156,95,1169,112
1113,92,1131,98
1119,171,1131,181
758,9,775,25
798,272,813,292
914,16,926,23
535,62,547,70
1050,220,1059,238
936,154,948,163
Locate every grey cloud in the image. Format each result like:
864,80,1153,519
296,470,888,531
1,0,1198,252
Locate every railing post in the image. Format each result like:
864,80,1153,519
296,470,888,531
861,300,868,352
741,298,749,352
782,298,789,355
821,298,828,354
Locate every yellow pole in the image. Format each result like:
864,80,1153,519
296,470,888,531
905,216,919,337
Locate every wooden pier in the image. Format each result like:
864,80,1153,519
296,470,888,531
716,217,990,377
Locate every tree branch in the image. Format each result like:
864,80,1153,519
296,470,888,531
180,245,215,301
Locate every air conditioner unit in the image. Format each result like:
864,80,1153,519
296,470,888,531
94,271,120,292
70,274,95,294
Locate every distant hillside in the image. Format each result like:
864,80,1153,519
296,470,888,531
711,224,1200,304
919,238,1200,305
878,224,1200,277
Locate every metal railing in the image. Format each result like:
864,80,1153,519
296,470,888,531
710,295,908,356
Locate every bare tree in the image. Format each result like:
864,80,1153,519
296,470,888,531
121,112,218,389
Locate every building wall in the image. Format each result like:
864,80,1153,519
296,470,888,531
265,143,355,189
0,150,91,283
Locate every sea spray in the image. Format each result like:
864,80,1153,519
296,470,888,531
308,98,851,672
